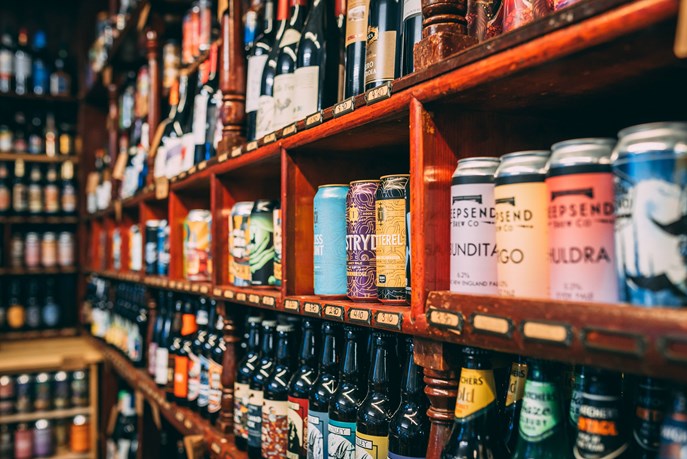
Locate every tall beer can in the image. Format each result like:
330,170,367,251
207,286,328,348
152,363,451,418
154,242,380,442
376,174,411,304
157,220,170,276
184,210,212,282
546,138,617,302
145,220,160,275
346,180,380,301
314,185,349,297
494,151,550,298
450,157,500,295
249,199,278,287
274,203,282,287
229,202,253,287
612,122,687,307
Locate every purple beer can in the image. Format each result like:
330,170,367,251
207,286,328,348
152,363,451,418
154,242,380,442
346,180,380,301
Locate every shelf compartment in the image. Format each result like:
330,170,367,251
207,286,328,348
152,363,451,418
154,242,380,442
0,328,79,342
0,153,79,163
0,406,91,425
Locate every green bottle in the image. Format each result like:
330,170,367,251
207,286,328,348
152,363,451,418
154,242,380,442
512,359,571,459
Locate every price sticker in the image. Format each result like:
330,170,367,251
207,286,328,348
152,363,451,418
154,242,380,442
284,299,300,312
375,311,403,331
324,304,344,321
304,302,322,317
349,308,371,325
365,82,392,105
333,98,355,118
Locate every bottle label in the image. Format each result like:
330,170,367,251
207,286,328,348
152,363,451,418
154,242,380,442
519,380,561,442
198,355,210,408
262,398,289,457
8,304,26,329
187,352,201,402
212,90,224,149
364,30,397,86
0,50,11,79
308,410,329,459
234,382,250,439
13,184,27,211
402,0,421,22
247,389,264,448
287,396,310,458
62,186,77,212
505,362,528,407
154,348,169,385
346,0,370,47
273,72,297,131
192,93,209,145
280,29,302,48
633,382,667,452
454,368,497,421
293,66,320,122
208,359,223,414
246,55,269,114
328,419,356,459
355,431,388,459
574,393,628,458
569,378,584,429
256,95,275,139
659,414,687,457
44,185,60,213
0,186,9,211
28,184,42,213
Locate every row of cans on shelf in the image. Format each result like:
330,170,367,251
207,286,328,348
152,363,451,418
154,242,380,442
228,200,282,287
450,121,687,307
314,175,411,303
142,220,170,276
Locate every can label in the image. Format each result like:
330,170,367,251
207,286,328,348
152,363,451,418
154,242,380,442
247,389,264,448
274,208,283,286
547,169,617,302
262,398,289,457
454,368,497,421
614,151,687,306
234,382,250,439
347,182,379,300
633,383,667,452
308,410,329,459
208,359,223,414
355,431,388,459
328,419,356,459
376,176,410,303
229,209,251,286
574,393,628,458
287,396,309,458
250,203,277,286
659,413,687,457
184,215,212,281
314,186,349,296
495,181,549,298
519,380,562,442
158,224,170,276
450,179,498,294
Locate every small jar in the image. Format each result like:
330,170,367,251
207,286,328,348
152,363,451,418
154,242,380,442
10,234,24,268
70,370,88,407
13,423,32,459
58,232,75,267
15,374,32,414
53,371,70,409
0,376,14,415
33,372,52,411
33,419,53,458
69,415,90,453
41,232,57,268
24,232,40,268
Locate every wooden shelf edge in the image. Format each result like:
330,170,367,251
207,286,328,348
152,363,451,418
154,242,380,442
0,267,78,275
0,328,79,341
0,153,79,163
0,406,90,425
0,216,79,224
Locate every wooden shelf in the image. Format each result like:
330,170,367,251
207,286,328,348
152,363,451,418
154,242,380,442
0,406,91,425
90,337,247,459
0,92,78,104
0,153,79,163
0,328,79,342
0,266,78,275
0,336,102,374
0,215,78,224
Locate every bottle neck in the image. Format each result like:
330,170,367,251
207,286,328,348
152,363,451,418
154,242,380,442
319,329,338,374
340,333,363,382
247,323,261,352
299,324,317,366
275,332,293,363
368,337,392,391
261,327,276,356
263,0,276,32
400,341,423,397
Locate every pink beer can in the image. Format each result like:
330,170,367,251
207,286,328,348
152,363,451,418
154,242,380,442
546,138,618,302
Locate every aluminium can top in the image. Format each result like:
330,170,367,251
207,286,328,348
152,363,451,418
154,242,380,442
613,122,687,162
495,151,550,184
547,138,615,173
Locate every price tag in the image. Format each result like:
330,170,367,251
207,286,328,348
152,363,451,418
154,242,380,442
262,296,276,308
324,304,344,321
333,98,355,118
179,171,188,180
188,165,198,175
427,308,463,335
522,321,571,345
231,146,243,158
200,285,209,294
349,308,371,325
213,288,222,297
246,141,258,152
236,292,247,302
305,111,323,128
223,290,234,299
170,281,178,289
303,302,322,317
375,311,403,331
154,177,169,199
248,294,261,304
175,412,185,422
281,123,297,137
471,313,512,337
184,419,193,430
198,161,207,171
183,283,192,292
218,152,229,162
263,133,277,144
284,299,300,312
365,82,392,105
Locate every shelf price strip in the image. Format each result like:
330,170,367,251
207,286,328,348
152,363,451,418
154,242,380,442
284,299,300,312
323,304,344,321
348,308,371,325
427,307,463,335
521,320,572,346
303,302,322,317
470,313,513,337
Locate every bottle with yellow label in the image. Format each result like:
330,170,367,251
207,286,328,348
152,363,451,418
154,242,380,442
441,347,503,459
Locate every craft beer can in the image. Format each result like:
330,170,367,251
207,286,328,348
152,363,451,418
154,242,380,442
144,220,160,275
612,122,687,307
547,138,617,302
157,220,170,276
314,185,349,297
229,202,253,287
274,203,282,287
376,174,411,304
249,199,278,287
450,157,500,295
346,180,380,301
494,151,550,298
184,210,212,282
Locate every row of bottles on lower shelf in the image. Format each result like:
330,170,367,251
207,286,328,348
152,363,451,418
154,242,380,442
0,278,63,332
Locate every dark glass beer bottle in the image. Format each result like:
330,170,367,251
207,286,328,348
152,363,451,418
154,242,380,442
288,319,319,458
235,316,263,451
574,368,630,459
197,299,216,416
568,365,588,444
173,297,197,406
355,331,398,459
328,326,366,459
658,387,687,458
308,322,340,459
441,347,502,459
501,356,528,455
248,320,278,458
631,377,669,458
187,296,209,410
165,295,184,400
262,324,297,458
512,359,571,459
364,0,401,91
208,314,226,425
388,337,429,459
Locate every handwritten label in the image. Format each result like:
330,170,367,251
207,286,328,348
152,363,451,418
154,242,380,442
191,284,200,293
200,285,209,294
183,283,191,292
375,311,402,331
184,419,193,430
218,152,229,162
284,299,300,312
198,161,207,171
472,314,512,336
349,308,371,325
281,123,297,137
248,294,260,304
213,288,222,297
211,443,221,455
223,290,234,299
246,141,258,152
179,171,188,180
169,281,178,289
231,146,243,158
263,133,277,144
236,292,247,302
175,412,185,422
262,296,276,308
155,177,169,199
324,305,344,321
304,302,322,317
333,98,355,117
365,82,392,105
188,165,198,175
305,111,323,128
522,321,570,345
427,308,463,334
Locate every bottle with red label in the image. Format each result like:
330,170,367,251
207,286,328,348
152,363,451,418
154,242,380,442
173,296,197,406
165,295,184,401
187,296,209,410
288,319,319,458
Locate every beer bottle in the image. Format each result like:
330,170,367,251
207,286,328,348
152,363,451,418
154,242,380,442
574,368,630,458
208,313,226,425
355,331,398,459
501,356,528,455
187,296,209,410
388,337,429,459
658,387,687,459
288,319,319,459
441,347,502,459
197,299,216,416
262,324,297,458
174,296,197,406
165,295,184,401
328,326,366,459
235,316,263,451
568,365,588,444
631,377,668,458
248,319,277,458
512,359,571,459
309,322,340,459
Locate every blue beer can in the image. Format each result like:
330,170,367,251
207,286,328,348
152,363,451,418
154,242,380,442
314,184,349,297
612,122,687,307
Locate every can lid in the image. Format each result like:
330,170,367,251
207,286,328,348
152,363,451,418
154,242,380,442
495,151,550,182
349,179,381,184
548,138,615,170
455,157,500,178
379,174,410,179
145,220,161,228
318,184,349,188
73,415,88,426
618,121,687,140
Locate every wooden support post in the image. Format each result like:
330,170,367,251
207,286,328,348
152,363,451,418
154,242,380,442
216,305,239,433
414,0,477,70
219,0,246,153
414,338,460,459
146,29,160,186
